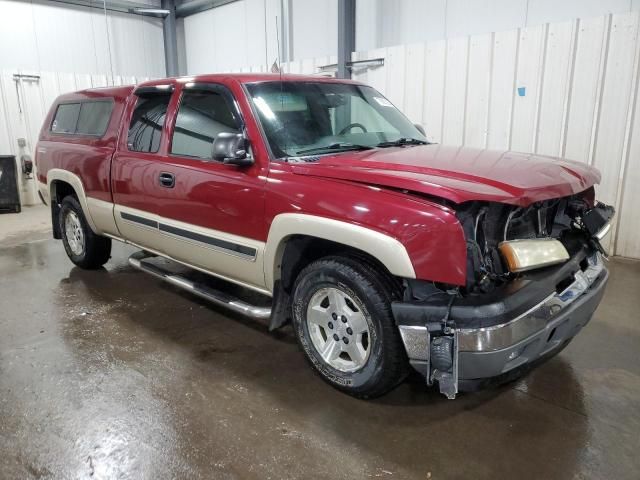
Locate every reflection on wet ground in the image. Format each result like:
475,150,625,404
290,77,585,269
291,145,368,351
1,240,638,479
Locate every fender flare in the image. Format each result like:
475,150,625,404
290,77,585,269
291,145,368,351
47,168,99,234
263,213,416,291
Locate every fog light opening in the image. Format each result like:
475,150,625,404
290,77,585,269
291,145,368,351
507,347,523,361
547,327,557,343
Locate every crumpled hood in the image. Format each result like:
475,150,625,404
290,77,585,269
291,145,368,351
290,145,600,206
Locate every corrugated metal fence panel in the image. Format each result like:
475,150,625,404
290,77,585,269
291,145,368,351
353,11,640,259
385,45,407,111
562,16,609,164
535,20,576,157
510,24,546,153
442,36,468,145
0,68,149,205
616,66,640,257
1,72,23,157
0,54,146,206
486,29,518,150
591,13,639,253
465,33,493,148
422,40,446,143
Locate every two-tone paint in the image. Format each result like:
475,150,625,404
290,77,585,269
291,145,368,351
35,73,603,295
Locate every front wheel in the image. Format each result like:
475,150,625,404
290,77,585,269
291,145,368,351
292,256,408,398
59,195,111,269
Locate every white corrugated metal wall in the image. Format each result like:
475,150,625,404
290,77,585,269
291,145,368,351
0,0,165,206
182,0,640,75
0,72,150,205
232,11,640,259
0,0,165,78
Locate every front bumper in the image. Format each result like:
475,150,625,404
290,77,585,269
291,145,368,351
393,251,608,391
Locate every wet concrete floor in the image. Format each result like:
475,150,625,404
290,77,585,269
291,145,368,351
0,237,639,479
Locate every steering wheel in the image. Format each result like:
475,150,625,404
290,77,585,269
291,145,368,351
338,122,368,135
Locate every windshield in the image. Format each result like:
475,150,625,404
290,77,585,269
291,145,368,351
245,81,426,159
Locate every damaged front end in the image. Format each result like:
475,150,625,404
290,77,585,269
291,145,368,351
393,187,614,399
458,187,614,294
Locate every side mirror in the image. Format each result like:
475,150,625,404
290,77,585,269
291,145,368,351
414,124,426,136
212,132,253,166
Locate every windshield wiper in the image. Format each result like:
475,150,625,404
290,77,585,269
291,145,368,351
376,137,428,148
296,142,374,155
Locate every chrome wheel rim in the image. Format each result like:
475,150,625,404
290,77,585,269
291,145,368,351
64,210,84,256
306,287,371,372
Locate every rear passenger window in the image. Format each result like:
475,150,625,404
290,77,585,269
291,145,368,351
127,94,172,153
50,100,114,136
51,103,80,133
76,101,113,135
171,88,241,159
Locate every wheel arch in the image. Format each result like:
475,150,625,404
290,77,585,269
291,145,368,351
47,169,99,237
264,213,416,293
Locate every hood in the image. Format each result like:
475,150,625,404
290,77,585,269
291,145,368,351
290,145,600,206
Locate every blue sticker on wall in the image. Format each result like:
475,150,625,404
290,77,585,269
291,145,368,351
517,86,526,97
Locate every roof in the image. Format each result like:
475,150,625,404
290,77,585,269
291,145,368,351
57,73,362,101
56,85,134,102
138,72,364,87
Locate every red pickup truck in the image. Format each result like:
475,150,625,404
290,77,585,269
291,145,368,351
35,74,613,399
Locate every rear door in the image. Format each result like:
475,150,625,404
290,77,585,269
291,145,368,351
111,84,176,255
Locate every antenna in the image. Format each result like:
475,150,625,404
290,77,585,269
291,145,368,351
275,15,286,155
275,15,283,76
263,0,268,67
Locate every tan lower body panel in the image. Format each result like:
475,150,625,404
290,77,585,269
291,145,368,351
113,204,268,293
86,197,120,237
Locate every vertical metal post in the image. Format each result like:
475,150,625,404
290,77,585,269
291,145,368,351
163,0,179,77
279,0,293,63
337,0,355,79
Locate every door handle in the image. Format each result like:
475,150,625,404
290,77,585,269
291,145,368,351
159,172,175,188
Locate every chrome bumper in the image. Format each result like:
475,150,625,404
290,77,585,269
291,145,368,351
397,252,607,386
457,253,605,352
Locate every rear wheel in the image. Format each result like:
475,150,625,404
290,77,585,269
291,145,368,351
292,256,408,398
59,195,111,269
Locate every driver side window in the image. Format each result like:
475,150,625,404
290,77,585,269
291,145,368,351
171,88,241,159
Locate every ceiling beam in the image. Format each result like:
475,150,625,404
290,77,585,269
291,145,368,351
175,0,240,18
40,0,167,16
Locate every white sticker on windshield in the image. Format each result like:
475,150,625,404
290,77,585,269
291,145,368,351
373,97,393,107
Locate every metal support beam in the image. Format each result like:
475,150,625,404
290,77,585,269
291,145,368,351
162,0,179,77
337,0,356,79
175,0,240,18
39,0,166,16
279,0,293,63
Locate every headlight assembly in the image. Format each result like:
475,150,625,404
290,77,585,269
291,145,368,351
498,238,570,273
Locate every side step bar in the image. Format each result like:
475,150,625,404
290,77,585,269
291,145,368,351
128,251,272,320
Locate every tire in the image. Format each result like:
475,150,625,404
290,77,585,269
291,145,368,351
59,195,111,269
292,256,408,398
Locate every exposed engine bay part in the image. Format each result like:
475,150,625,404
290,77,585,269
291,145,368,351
455,188,614,293
430,332,458,399
580,202,616,254
398,288,460,400
398,323,459,399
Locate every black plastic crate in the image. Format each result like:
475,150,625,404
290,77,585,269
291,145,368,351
0,155,20,214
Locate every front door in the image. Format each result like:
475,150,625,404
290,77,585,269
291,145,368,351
113,81,268,293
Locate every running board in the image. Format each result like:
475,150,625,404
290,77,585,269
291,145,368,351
128,251,272,320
